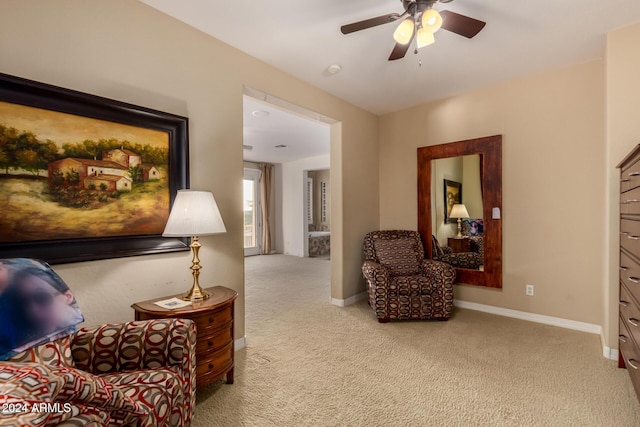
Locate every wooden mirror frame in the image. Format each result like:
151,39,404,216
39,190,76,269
417,135,502,288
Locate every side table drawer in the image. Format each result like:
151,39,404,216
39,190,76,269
196,324,233,354
191,305,232,335
196,342,233,379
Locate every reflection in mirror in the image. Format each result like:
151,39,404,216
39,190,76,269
431,155,484,271
417,135,502,288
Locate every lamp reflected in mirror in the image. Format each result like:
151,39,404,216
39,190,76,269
450,203,470,238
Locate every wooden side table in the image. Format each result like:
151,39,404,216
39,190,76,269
131,286,238,388
448,237,471,253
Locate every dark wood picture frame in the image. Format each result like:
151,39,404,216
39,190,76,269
443,179,462,223
418,135,502,288
0,73,189,264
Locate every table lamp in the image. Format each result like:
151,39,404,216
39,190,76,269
163,190,226,302
450,203,470,239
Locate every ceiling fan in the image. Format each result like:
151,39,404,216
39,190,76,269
340,0,486,61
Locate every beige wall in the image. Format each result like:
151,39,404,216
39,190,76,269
605,23,640,348
462,155,483,220
379,60,605,325
0,0,379,337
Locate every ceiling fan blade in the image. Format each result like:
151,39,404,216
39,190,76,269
440,10,486,39
388,35,414,61
341,13,401,34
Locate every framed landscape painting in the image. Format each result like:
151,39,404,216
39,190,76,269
0,73,189,264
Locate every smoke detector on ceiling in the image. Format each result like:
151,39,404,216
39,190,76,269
327,64,342,75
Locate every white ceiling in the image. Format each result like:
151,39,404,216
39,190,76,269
140,0,640,115
242,96,330,164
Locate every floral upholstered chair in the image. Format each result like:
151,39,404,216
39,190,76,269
0,258,196,426
362,230,456,323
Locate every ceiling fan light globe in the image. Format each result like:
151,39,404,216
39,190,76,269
393,18,415,45
421,9,443,33
416,28,435,48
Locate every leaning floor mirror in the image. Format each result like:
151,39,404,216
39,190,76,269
417,135,503,288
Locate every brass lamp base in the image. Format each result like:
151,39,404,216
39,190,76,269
182,287,211,302
456,217,463,239
181,236,211,302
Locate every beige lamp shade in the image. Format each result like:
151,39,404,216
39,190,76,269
450,203,470,219
421,9,443,33
393,18,415,45
163,190,226,237
416,28,435,48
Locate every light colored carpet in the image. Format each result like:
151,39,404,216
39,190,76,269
194,254,640,426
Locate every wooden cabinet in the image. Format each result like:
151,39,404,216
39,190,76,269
132,286,237,388
618,145,640,402
447,237,471,253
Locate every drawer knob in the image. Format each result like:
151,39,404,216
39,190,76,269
628,318,640,327
209,317,215,324
621,266,629,271
629,276,640,284
620,334,628,343
620,300,630,307
624,199,640,204
208,363,214,369
629,359,640,370
628,235,640,241
631,172,640,177
208,340,214,347
622,178,632,183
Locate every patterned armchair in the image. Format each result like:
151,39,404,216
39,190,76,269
431,235,483,270
2,318,196,426
362,230,455,323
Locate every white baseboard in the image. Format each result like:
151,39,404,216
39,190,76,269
331,291,368,307
602,345,619,361
453,299,617,360
453,299,602,334
235,337,246,351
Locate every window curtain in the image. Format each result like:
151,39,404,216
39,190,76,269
258,163,273,255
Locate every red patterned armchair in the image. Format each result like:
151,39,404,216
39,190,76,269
362,230,456,323
1,318,196,426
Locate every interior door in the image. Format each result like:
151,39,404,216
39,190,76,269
243,169,262,256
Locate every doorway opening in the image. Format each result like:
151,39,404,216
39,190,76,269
242,89,336,325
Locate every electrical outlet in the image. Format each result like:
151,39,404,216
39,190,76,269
526,284,534,296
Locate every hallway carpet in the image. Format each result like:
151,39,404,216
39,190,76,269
194,255,640,426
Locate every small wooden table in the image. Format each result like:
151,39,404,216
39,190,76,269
448,237,471,253
131,286,237,388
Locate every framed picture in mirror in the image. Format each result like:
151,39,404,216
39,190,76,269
443,179,462,223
